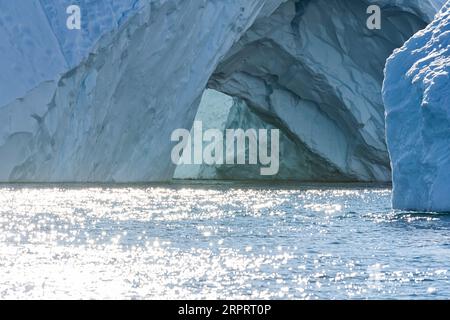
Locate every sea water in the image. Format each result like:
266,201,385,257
0,183,449,299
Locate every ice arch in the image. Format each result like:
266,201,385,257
181,0,436,181
0,0,444,182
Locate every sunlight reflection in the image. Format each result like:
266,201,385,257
0,185,448,299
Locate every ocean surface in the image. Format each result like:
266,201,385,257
0,183,449,299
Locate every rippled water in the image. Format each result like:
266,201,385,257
0,183,449,299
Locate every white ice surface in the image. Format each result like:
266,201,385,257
383,1,450,212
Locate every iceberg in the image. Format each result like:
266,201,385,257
383,1,450,212
0,0,446,183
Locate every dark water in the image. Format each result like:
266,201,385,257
0,184,449,299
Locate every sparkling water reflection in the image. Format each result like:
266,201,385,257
0,184,449,299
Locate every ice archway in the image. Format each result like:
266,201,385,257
0,0,444,182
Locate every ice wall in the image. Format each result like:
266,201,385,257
0,0,277,182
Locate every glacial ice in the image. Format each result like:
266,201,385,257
0,0,142,108
209,0,441,182
0,0,277,182
383,1,450,212
0,0,446,183
174,89,343,181
174,90,235,180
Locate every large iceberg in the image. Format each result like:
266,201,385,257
0,0,445,182
383,1,450,212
